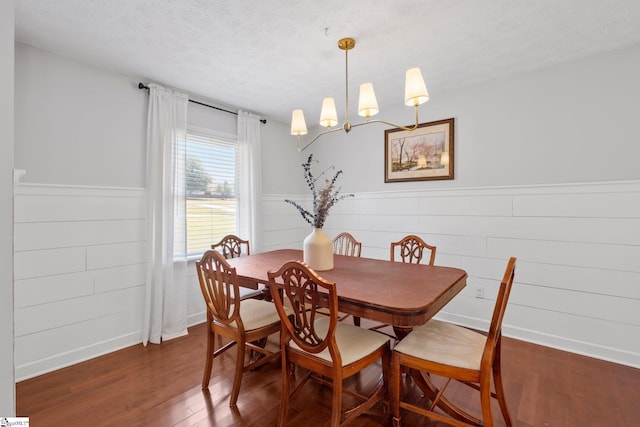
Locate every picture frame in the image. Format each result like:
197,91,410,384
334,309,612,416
384,117,454,183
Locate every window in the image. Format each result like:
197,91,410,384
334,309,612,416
185,132,238,256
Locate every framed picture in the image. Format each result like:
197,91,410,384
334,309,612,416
384,118,454,183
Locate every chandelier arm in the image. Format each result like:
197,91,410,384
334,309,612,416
357,119,419,132
298,104,421,151
297,126,345,151
353,105,421,131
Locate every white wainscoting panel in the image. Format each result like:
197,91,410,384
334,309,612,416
186,260,207,327
14,184,147,380
14,181,639,379
262,181,640,368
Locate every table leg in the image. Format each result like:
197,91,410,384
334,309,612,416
392,326,413,341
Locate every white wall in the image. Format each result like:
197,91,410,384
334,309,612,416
260,118,306,195
308,44,640,190
264,44,640,368
1,0,15,416
13,185,147,380
15,42,296,192
13,36,639,380
14,45,148,187
13,43,294,379
264,181,640,367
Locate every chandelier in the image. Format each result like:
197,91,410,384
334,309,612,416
291,37,429,151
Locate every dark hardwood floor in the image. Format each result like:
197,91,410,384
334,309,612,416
16,320,640,426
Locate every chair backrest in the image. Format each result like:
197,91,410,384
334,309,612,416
268,261,339,356
333,232,362,257
211,234,250,259
196,250,242,327
390,235,436,265
484,257,517,361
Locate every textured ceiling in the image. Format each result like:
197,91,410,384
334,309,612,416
14,0,640,124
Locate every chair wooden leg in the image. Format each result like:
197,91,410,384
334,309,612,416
479,373,494,427
381,344,391,414
493,338,513,426
353,316,361,327
202,329,215,388
391,353,401,426
330,376,343,427
229,339,246,406
412,369,483,426
278,355,291,427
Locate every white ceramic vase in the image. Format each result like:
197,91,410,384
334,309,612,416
303,228,334,271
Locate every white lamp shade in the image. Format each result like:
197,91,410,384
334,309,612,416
290,109,308,136
405,67,429,106
319,97,338,128
358,83,379,117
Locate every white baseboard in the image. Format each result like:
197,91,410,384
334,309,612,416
15,331,142,382
188,312,206,328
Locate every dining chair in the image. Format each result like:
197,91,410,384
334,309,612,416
391,257,517,427
211,233,250,258
390,234,436,266
333,231,362,257
332,232,363,326
268,260,391,427
211,234,265,300
368,235,438,338
196,250,287,406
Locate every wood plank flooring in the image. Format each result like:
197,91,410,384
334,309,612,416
16,321,640,426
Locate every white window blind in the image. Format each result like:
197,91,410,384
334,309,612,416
185,133,238,256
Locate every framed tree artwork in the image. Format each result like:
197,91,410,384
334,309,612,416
384,118,454,183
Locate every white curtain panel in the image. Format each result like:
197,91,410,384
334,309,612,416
237,111,263,252
143,83,189,345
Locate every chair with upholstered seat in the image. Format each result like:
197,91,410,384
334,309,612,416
196,250,287,406
369,234,438,337
333,231,362,258
390,234,436,266
332,232,363,325
211,234,250,258
391,257,517,427
268,260,391,427
211,234,265,300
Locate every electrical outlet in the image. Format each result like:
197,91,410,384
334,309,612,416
474,286,484,298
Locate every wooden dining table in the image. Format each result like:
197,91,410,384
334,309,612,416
227,248,469,417
226,249,467,337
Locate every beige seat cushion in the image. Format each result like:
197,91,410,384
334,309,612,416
235,283,266,300
290,317,390,366
237,298,288,331
393,319,486,371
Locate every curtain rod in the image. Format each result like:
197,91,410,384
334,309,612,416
138,83,266,124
